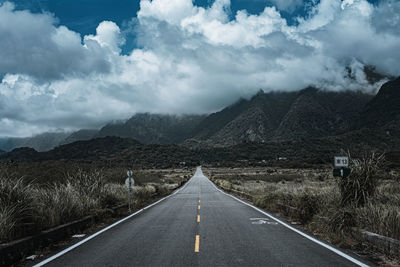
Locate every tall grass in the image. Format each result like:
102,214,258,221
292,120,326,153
338,152,384,206
0,166,186,243
0,178,36,240
212,162,400,241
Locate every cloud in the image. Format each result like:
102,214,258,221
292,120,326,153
269,0,304,13
0,0,399,137
84,21,126,54
0,2,111,80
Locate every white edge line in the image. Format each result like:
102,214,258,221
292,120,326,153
206,176,369,267
33,178,192,267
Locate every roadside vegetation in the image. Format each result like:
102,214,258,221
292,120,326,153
0,162,191,243
208,153,400,262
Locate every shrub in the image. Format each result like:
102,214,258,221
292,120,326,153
0,178,35,242
0,206,17,242
338,152,384,207
295,192,320,224
356,203,400,240
133,185,155,206
100,184,126,208
330,206,357,232
34,183,88,228
154,184,170,197
67,169,105,200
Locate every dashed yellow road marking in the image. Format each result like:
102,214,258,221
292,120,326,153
198,205,200,210
197,215,200,223
195,235,200,252
198,199,200,203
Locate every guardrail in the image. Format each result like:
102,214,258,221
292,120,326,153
0,204,129,267
352,228,400,257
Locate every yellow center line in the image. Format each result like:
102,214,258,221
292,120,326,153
198,205,200,210
198,199,200,203
197,215,200,223
195,235,200,252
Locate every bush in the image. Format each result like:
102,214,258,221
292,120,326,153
356,203,400,240
0,206,17,242
0,178,35,242
338,152,384,207
133,185,155,206
330,206,357,232
155,184,170,197
295,192,320,224
100,184,126,208
35,183,87,228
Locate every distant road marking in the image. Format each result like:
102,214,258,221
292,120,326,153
206,175,369,267
198,205,200,210
198,199,201,203
197,215,200,223
195,235,200,252
33,176,193,267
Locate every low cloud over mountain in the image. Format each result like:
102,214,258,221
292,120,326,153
0,0,399,137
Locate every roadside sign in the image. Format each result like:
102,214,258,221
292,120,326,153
125,171,134,212
333,168,351,178
334,156,349,167
125,178,135,189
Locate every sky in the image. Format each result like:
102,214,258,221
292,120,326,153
0,0,398,137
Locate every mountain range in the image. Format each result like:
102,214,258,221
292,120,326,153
0,77,399,155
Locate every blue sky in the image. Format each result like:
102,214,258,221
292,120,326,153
0,0,397,137
8,0,380,35
5,0,381,55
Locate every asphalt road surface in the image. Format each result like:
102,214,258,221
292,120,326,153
35,167,369,267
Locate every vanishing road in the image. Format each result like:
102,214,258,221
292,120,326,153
35,167,369,267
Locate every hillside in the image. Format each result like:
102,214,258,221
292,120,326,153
187,88,373,146
0,114,206,151
274,88,372,141
61,129,98,145
0,132,71,152
96,113,206,144
2,130,399,168
0,136,201,168
357,77,400,128
193,91,298,146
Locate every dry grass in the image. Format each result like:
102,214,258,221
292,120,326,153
209,164,400,241
0,164,190,243
339,152,384,206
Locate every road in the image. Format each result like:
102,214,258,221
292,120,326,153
35,167,369,267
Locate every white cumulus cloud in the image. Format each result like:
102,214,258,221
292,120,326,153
0,0,399,137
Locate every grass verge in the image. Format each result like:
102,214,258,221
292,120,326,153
0,163,191,244
207,164,400,265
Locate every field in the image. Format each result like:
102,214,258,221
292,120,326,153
205,164,400,263
0,162,192,243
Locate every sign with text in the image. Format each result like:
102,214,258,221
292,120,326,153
334,156,349,167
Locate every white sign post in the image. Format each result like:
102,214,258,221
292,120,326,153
333,156,351,178
125,170,134,212
334,156,349,167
